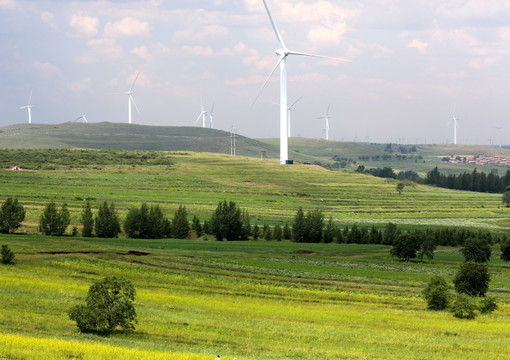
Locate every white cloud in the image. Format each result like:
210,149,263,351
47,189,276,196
32,61,63,80
182,45,234,57
407,39,428,52
104,17,150,38
172,25,230,44
40,11,57,30
308,23,347,46
467,56,502,69
69,15,99,38
0,0,18,10
75,38,123,64
68,77,93,93
131,46,153,62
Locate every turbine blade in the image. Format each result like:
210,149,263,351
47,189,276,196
130,72,140,92
287,50,350,62
27,90,32,105
130,94,140,114
194,113,202,125
326,104,331,116
210,103,215,114
251,54,285,108
262,0,286,49
289,96,303,109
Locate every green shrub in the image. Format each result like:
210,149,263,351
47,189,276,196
451,293,477,319
1,245,15,265
423,275,450,310
479,297,498,314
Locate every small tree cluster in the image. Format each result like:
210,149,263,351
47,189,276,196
0,197,25,234
172,205,190,239
390,232,436,262
95,202,121,238
211,201,250,241
423,275,450,310
460,238,491,263
69,276,137,334
292,207,324,243
39,201,71,236
124,203,171,239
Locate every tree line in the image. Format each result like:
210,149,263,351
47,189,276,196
425,167,510,193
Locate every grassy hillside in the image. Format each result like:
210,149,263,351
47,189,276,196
0,236,509,360
0,149,509,233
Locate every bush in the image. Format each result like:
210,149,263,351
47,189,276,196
500,240,510,262
39,202,71,236
0,197,25,234
479,296,498,314
68,276,137,334
461,237,491,263
454,262,490,297
95,202,121,238
451,293,477,319
1,245,15,264
423,275,450,310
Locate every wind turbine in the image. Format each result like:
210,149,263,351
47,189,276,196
20,91,33,124
124,72,140,124
494,126,503,148
317,105,331,140
75,114,88,123
254,0,349,164
195,98,207,128
448,106,459,145
287,96,302,137
209,103,215,129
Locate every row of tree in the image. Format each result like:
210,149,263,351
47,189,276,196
425,167,510,194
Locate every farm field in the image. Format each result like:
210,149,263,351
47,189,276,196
1,235,509,360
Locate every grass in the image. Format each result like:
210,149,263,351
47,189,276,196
0,235,509,359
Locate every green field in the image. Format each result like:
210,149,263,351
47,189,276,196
1,148,510,359
1,236,509,360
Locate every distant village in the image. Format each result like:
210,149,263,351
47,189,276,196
442,155,510,167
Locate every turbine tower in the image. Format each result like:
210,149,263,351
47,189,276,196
20,90,33,124
209,103,215,129
448,106,459,145
195,98,207,128
495,126,503,148
124,72,140,124
255,0,348,164
287,96,302,137
317,105,331,140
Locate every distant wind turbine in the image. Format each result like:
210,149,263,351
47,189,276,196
448,106,459,145
494,126,503,148
209,103,215,129
75,114,88,123
253,0,349,164
124,72,140,124
317,105,331,140
195,98,207,128
20,90,33,124
287,96,302,138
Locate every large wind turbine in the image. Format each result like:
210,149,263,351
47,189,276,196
20,91,33,124
255,0,348,164
124,72,140,124
448,106,459,144
317,105,331,140
195,98,207,128
209,104,215,129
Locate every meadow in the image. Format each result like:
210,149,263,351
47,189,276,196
1,235,509,360
0,149,510,359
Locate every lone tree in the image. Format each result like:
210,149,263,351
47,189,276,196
292,207,306,243
95,202,121,238
69,276,137,334
1,245,15,265
211,200,246,241
0,197,25,234
454,262,490,297
39,202,71,236
500,239,510,262
502,186,510,207
390,233,419,261
461,237,491,263
81,202,94,237
172,205,190,239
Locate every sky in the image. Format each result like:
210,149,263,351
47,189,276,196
1,0,510,145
